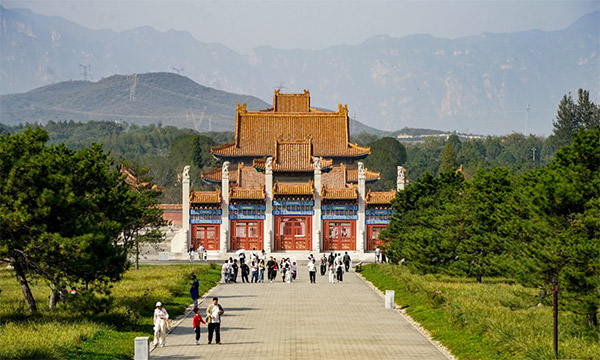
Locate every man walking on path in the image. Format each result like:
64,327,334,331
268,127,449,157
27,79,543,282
190,275,200,308
240,261,250,283
308,259,317,283
343,252,351,272
198,245,204,261
266,256,275,281
375,247,381,263
206,297,224,345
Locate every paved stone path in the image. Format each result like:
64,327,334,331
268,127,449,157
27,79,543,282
151,267,448,359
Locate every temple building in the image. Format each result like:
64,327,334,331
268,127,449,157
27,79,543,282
172,90,406,258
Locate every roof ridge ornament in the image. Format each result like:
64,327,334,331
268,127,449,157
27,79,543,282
237,103,247,113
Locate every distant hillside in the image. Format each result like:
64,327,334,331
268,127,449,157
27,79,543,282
0,72,265,131
0,72,385,134
1,5,598,134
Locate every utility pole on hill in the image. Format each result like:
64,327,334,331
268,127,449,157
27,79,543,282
525,103,530,135
79,64,92,81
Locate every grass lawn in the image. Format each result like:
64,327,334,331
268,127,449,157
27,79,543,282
0,264,221,359
361,264,599,360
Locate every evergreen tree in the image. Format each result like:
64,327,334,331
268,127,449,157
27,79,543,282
0,128,159,313
364,137,407,190
552,93,576,147
438,141,456,174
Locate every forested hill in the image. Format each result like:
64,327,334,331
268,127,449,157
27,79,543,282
0,72,268,131
0,72,384,135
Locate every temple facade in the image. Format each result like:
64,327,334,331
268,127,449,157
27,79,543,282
173,90,406,258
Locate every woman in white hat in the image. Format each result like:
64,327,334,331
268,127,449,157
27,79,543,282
153,301,169,347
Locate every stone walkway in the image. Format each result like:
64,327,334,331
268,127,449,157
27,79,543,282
151,267,448,359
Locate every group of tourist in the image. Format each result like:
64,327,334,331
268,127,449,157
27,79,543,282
188,244,208,261
153,248,368,348
219,250,353,284
153,296,225,347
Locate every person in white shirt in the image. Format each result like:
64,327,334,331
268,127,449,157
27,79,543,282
206,297,224,344
198,245,205,260
328,263,335,283
375,247,381,263
153,302,169,347
307,259,317,283
221,261,229,283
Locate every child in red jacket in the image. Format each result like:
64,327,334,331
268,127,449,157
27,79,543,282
193,307,207,345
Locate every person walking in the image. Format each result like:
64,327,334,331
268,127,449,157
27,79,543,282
320,254,327,276
271,259,278,282
240,261,250,283
192,307,207,345
250,260,259,283
153,302,169,347
258,259,266,283
291,261,297,281
190,275,200,308
221,261,229,284
239,250,246,264
198,245,205,261
231,260,239,283
328,263,335,284
266,257,275,282
308,259,317,283
343,252,351,272
328,252,335,268
336,260,344,282
375,247,381,263
281,258,287,282
206,297,224,345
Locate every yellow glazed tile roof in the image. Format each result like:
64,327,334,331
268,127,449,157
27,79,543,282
273,180,314,196
201,165,239,183
190,189,222,204
365,190,397,204
211,92,370,158
346,168,381,182
229,185,266,200
321,185,358,200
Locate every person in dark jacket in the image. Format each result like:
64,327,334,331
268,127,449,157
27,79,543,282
190,275,200,307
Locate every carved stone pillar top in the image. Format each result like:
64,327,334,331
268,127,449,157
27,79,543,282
358,162,365,178
222,161,230,177
265,157,273,175
313,156,321,174
183,165,190,181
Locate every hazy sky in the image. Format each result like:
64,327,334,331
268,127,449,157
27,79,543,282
2,0,599,53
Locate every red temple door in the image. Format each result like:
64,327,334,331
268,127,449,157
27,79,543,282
275,216,311,250
230,220,263,251
366,225,386,251
323,221,356,251
192,225,220,251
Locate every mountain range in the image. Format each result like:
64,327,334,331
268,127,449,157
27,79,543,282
1,6,598,134
0,72,383,134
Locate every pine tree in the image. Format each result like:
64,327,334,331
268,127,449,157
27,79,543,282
439,141,456,174
552,93,576,147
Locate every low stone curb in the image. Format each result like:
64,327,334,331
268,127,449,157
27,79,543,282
356,272,457,360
